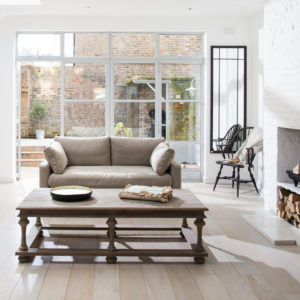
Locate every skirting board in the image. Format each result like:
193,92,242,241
242,213,300,246
0,177,14,183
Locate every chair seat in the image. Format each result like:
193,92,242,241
216,160,244,168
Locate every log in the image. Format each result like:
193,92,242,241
288,193,300,203
277,202,285,218
284,196,289,204
295,202,300,215
286,201,296,213
279,188,290,200
278,210,285,219
294,214,300,223
277,202,285,212
286,211,293,220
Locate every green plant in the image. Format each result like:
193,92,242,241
30,99,48,130
113,122,133,137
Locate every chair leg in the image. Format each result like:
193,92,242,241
232,167,236,188
248,167,259,194
213,165,223,191
237,168,240,197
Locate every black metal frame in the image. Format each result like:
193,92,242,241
210,46,247,153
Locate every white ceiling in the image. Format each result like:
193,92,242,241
0,0,264,18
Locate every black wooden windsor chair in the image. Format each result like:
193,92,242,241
213,126,259,197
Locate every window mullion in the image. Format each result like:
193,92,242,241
61,62,65,136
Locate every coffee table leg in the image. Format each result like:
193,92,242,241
182,217,189,228
194,217,205,264
35,217,42,226
35,217,43,237
180,217,189,237
106,217,117,263
18,216,29,263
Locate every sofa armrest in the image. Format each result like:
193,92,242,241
39,160,51,187
168,160,181,189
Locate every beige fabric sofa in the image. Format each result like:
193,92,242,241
40,136,181,189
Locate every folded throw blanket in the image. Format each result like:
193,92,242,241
233,127,263,163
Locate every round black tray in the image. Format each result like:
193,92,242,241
50,186,92,202
286,170,300,187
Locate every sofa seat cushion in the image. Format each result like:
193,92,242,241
48,166,172,188
54,136,110,166
111,137,165,166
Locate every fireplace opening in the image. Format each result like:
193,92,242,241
277,127,300,229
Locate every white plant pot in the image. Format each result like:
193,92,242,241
36,129,45,140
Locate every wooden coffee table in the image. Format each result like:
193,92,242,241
16,188,208,263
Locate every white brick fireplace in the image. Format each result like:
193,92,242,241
264,0,300,212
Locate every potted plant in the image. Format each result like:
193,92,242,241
30,99,48,140
113,122,133,137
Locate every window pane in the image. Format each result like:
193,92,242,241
238,60,245,125
112,33,155,57
219,59,238,138
238,48,245,59
114,64,155,100
212,60,220,143
167,102,200,141
64,102,105,136
18,34,60,56
64,63,106,100
64,33,108,57
20,62,61,138
220,48,238,59
160,34,202,56
213,48,219,59
169,142,201,169
161,64,201,100
114,102,155,137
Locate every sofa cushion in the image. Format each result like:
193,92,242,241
150,142,175,175
48,165,172,188
44,141,68,174
54,136,110,166
111,137,165,166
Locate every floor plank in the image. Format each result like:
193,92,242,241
119,264,148,300
143,264,175,300
64,263,95,300
93,264,120,300
166,264,204,300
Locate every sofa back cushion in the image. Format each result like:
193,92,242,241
54,136,110,166
111,137,165,166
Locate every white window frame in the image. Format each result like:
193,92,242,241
16,31,205,178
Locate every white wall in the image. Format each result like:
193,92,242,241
0,15,258,182
0,28,15,182
264,0,300,211
251,13,264,190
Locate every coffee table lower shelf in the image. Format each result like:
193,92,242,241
16,219,208,264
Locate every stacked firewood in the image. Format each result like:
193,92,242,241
278,188,300,228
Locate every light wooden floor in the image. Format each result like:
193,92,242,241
1,177,300,300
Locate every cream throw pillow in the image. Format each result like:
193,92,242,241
150,142,175,175
44,141,68,174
